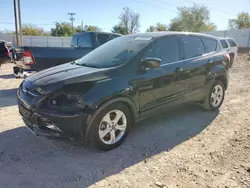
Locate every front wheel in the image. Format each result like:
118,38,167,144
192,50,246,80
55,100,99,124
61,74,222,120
201,80,225,111
89,103,132,151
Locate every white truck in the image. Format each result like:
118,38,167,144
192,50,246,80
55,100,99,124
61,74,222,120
218,37,238,67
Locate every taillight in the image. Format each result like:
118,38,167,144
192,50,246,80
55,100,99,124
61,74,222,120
23,50,35,65
6,48,11,57
223,53,230,63
223,53,230,69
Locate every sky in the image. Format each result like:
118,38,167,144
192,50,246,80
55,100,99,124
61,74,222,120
0,0,250,33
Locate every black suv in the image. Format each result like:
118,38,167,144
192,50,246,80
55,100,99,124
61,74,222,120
17,32,229,150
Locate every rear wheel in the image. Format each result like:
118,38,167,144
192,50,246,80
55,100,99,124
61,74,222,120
201,80,225,111
89,103,132,151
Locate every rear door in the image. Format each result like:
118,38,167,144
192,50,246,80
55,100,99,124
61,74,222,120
227,38,238,56
180,35,209,101
220,39,230,53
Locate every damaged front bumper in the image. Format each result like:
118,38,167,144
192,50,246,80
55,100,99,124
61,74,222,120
18,95,88,140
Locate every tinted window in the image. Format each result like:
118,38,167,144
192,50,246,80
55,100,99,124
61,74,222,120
227,39,237,47
78,33,92,47
97,34,110,45
75,36,152,68
220,39,228,49
143,36,180,64
182,36,205,59
71,35,78,47
203,37,218,53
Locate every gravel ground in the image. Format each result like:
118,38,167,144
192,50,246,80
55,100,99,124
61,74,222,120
0,54,250,188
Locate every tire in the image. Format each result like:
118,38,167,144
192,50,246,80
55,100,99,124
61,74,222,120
201,80,225,111
89,103,132,151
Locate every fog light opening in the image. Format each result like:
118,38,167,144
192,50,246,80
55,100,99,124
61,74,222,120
46,123,63,132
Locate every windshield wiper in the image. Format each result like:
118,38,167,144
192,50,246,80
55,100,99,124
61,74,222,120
75,62,101,68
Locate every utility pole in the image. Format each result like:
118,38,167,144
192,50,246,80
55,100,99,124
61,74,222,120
17,0,22,46
81,21,83,32
68,13,76,33
13,0,19,46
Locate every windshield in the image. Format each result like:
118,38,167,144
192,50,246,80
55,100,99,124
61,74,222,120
75,36,152,68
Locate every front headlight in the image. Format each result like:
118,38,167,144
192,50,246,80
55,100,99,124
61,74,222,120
35,87,45,95
47,93,85,112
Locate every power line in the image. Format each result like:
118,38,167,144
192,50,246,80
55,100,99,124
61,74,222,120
0,22,112,31
184,0,237,17
154,0,176,7
133,0,177,13
0,22,55,26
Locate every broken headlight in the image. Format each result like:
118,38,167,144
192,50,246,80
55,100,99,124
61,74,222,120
47,93,85,112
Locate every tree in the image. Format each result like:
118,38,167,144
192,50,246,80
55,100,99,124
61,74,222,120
111,24,128,35
169,4,217,32
112,7,140,35
22,24,47,36
51,22,73,37
228,12,250,29
168,18,182,31
146,22,168,32
83,25,102,32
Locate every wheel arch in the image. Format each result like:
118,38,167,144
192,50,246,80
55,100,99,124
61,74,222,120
84,96,139,141
207,65,228,90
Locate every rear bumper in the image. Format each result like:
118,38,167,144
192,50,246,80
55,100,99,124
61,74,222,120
13,66,37,77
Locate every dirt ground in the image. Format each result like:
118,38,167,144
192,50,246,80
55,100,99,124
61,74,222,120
0,54,250,188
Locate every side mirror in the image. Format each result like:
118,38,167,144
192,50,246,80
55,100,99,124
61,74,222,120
141,57,161,70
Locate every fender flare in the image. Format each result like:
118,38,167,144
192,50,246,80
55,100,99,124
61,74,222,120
206,65,228,89
84,96,138,141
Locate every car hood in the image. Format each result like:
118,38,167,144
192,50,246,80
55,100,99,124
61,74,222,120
23,63,113,94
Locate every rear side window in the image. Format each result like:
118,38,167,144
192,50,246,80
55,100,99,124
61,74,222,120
220,39,228,49
182,36,205,59
78,33,92,48
143,36,180,64
202,37,218,53
97,34,110,46
227,39,237,47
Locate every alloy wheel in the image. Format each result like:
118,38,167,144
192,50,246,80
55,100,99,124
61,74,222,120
98,110,127,145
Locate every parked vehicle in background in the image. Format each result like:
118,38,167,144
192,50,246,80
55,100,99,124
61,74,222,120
12,32,121,77
17,32,230,150
0,40,12,66
218,37,238,67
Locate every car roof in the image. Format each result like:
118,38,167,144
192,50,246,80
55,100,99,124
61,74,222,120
218,37,235,40
75,31,122,36
127,31,219,40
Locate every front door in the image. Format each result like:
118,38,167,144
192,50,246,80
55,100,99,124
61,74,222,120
136,35,184,119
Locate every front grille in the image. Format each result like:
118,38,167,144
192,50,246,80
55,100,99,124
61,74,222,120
19,103,32,120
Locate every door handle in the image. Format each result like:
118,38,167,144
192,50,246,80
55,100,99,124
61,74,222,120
176,67,184,73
